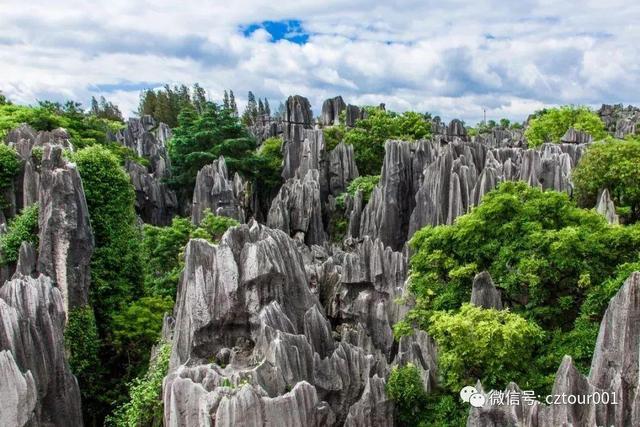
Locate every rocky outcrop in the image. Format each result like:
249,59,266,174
560,127,593,144
282,95,313,180
37,144,93,312
165,221,395,426
116,116,178,224
267,169,326,245
470,271,502,309
191,156,246,224
116,115,171,177
598,104,640,139
328,142,359,195
345,105,367,127
0,271,83,426
321,96,346,126
358,139,439,251
466,272,640,427
596,188,620,225
126,160,178,226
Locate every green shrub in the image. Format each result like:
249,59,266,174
335,175,380,210
0,144,21,192
343,108,431,175
112,296,174,370
524,105,606,147
386,363,429,426
428,304,544,393
408,181,640,330
65,306,102,414
106,341,171,427
0,203,39,265
323,125,346,151
191,210,239,242
573,137,640,222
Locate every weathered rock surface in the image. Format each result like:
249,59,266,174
281,96,314,180
267,169,326,245
598,104,640,139
164,221,396,426
116,116,178,224
345,105,367,127
321,96,346,126
560,127,593,144
191,156,246,224
596,188,619,225
38,144,94,312
116,115,172,177
328,142,359,195
0,272,83,426
126,160,178,226
470,271,502,309
466,272,640,427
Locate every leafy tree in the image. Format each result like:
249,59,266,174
335,175,380,209
0,144,22,203
90,96,124,122
242,91,258,125
343,107,431,175
264,99,271,116
573,137,640,222
72,145,145,422
229,90,238,116
112,296,174,370
0,91,10,105
427,304,543,392
386,363,429,426
407,181,640,330
0,203,39,265
167,101,263,199
524,105,606,147
106,341,171,427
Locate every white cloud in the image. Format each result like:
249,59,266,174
0,0,639,123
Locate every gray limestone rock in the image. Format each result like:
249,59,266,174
191,156,246,224
37,144,94,312
0,273,83,426
328,141,359,196
321,96,346,126
598,104,640,139
116,115,171,177
470,271,503,310
345,105,367,127
126,160,178,226
560,127,593,144
267,169,326,246
596,188,619,225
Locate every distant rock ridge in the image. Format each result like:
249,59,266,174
347,139,587,251
598,104,640,139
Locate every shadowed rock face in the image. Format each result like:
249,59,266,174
191,156,247,224
321,96,346,126
0,270,83,426
282,95,314,180
267,169,326,245
116,116,178,225
164,221,401,426
37,145,94,313
470,271,502,310
561,127,593,144
466,272,640,427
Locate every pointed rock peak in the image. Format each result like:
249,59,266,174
470,271,503,309
13,242,37,279
596,189,619,225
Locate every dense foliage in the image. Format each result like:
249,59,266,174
0,100,123,149
0,203,39,265
73,145,146,421
0,144,21,195
428,304,543,392
573,137,640,222
323,107,431,175
335,175,380,209
524,105,606,147
386,364,429,426
402,181,640,397
106,341,171,427
138,84,208,127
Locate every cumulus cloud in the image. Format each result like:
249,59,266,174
0,0,638,122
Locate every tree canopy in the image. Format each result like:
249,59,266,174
524,105,606,147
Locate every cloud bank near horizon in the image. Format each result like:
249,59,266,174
1,0,639,123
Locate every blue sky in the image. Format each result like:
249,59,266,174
1,0,639,123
